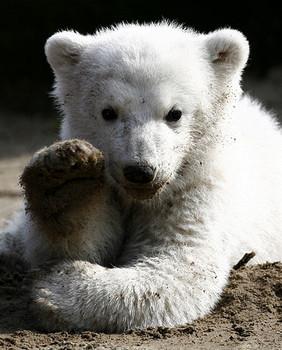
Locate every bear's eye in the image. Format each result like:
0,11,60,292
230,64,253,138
165,108,182,122
102,108,118,121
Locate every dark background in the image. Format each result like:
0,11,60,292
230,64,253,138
0,1,281,113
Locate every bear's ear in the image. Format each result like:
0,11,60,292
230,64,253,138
205,29,249,77
45,31,89,74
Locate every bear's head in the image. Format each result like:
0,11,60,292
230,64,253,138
45,23,249,200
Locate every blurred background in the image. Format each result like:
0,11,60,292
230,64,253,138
1,1,282,113
0,1,281,224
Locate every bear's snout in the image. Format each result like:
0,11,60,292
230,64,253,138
123,164,156,184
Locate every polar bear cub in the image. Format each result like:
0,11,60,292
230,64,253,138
1,22,282,332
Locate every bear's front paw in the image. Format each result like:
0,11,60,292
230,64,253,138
21,139,104,231
32,260,102,331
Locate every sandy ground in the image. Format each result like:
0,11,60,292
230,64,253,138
0,72,281,349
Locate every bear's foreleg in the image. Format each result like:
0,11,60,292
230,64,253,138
32,245,229,331
20,139,122,265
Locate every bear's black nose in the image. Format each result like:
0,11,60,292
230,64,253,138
123,165,155,184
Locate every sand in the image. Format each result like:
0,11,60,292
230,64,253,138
0,73,281,349
0,256,281,349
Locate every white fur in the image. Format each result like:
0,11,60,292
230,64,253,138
1,22,282,332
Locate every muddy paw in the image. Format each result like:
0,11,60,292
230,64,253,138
21,139,104,226
21,139,104,189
